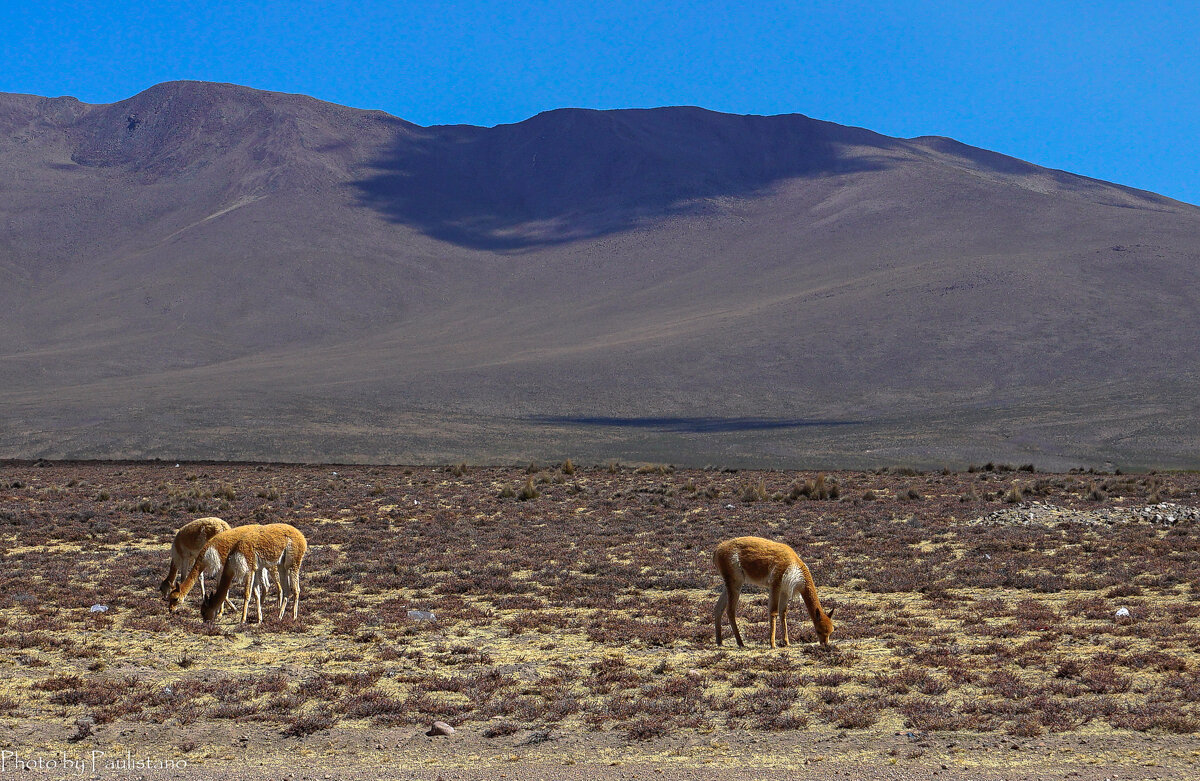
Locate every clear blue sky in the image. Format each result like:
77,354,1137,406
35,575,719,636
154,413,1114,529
4,1,1197,204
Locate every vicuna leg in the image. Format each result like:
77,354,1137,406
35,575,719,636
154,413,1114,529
725,583,745,647
768,590,780,649
289,570,301,620
241,572,253,623
275,567,286,615
714,587,729,645
253,570,268,624
779,603,791,647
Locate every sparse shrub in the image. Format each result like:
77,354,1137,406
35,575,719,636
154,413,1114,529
1008,714,1044,737
829,702,879,728
561,459,575,475
284,708,336,737
624,719,672,743
484,721,521,738
788,473,838,502
517,477,540,501
498,484,517,499
741,479,768,503
901,699,974,731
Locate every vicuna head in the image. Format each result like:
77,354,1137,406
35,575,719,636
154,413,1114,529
200,591,221,623
815,605,836,647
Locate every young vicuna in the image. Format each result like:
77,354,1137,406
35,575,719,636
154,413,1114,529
167,525,264,615
201,523,307,623
159,517,230,600
713,536,834,648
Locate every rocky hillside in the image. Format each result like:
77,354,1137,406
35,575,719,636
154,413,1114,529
2,81,1198,468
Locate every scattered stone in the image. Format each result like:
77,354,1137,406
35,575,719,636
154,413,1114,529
1116,607,1131,619
89,604,108,613
407,610,436,621
427,721,455,736
967,501,1200,529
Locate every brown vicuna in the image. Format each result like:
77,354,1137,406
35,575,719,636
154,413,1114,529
202,523,307,623
713,536,834,648
159,517,230,600
167,525,265,615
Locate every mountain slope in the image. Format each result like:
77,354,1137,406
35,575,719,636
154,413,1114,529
2,81,1198,468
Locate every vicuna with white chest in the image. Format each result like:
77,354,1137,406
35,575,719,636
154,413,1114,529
201,523,307,623
713,535,834,648
167,525,265,615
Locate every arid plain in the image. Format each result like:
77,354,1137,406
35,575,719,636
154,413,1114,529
3,460,1200,779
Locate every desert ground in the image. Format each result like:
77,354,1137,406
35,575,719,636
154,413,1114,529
2,460,1200,780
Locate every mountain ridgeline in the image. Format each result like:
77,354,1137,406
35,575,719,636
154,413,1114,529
2,81,1198,468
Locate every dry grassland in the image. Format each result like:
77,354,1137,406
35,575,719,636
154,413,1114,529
1,461,1199,779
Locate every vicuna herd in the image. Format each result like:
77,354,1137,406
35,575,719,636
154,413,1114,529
162,518,307,625
160,520,832,647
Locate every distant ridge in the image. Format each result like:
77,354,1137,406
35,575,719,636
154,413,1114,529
2,81,1198,469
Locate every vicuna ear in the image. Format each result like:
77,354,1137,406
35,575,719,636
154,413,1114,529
826,606,836,618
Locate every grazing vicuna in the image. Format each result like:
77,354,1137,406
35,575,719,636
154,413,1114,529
167,525,266,616
713,536,834,648
159,517,230,600
201,523,307,623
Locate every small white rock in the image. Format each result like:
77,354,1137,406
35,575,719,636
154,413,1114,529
1115,607,1131,618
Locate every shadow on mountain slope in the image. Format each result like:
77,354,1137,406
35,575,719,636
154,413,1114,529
350,107,899,250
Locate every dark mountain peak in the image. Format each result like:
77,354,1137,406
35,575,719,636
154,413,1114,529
56,81,407,175
66,81,278,170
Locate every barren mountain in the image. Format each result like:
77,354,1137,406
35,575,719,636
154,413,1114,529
2,81,1198,468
